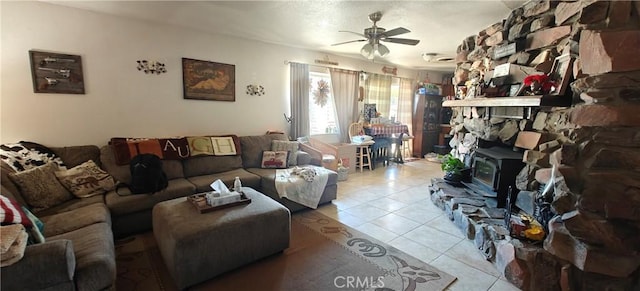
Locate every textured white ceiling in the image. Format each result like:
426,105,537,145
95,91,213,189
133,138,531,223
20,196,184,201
47,1,524,71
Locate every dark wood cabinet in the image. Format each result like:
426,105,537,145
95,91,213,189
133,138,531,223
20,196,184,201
412,92,443,158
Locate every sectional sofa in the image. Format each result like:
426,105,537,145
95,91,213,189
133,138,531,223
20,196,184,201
0,133,337,291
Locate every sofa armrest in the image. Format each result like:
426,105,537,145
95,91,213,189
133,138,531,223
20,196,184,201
296,150,312,165
299,144,322,166
1,240,76,291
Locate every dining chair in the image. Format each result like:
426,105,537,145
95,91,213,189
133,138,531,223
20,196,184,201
348,122,373,172
401,134,414,159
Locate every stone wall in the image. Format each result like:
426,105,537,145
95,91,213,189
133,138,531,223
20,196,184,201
446,0,640,289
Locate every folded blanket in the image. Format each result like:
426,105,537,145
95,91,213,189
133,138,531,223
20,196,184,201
275,166,330,209
109,135,242,165
1,224,28,267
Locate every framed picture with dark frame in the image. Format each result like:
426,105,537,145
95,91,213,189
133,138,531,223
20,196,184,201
549,54,574,96
29,50,85,94
182,58,235,101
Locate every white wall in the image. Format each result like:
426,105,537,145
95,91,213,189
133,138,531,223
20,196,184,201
1,1,439,146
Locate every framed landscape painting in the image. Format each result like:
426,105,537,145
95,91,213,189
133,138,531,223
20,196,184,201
182,58,235,101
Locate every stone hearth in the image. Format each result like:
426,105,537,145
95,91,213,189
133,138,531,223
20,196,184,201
435,0,640,289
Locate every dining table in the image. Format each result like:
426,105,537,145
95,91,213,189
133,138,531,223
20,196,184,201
364,123,410,165
364,123,410,138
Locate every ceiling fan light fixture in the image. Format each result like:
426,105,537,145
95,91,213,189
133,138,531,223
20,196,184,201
376,44,390,57
360,43,375,59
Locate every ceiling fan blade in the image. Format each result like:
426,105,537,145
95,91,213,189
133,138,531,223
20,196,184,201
380,27,410,37
338,30,366,38
381,38,420,45
331,39,367,46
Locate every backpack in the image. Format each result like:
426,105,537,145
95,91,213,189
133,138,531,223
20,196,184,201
127,154,168,194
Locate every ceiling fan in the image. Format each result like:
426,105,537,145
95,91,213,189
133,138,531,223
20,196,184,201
332,11,420,59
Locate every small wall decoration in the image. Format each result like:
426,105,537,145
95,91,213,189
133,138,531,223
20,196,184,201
381,66,397,75
312,79,331,107
137,60,166,74
246,84,265,96
182,58,235,101
29,50,85,94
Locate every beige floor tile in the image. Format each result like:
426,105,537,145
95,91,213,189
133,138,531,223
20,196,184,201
426,214,466,239
386,187,431,203
403,225,463,253
371,213,421,235
329,197,364,210
431,255,499,291
388,236,442,263
341,189,387,203
342,204,390,221
365,197,409,212
392,204,443,224
446,240,501,277
320,209,366,228
353,222,399,243
488,279,520,291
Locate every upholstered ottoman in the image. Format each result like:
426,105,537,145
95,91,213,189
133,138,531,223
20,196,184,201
152,187,291,289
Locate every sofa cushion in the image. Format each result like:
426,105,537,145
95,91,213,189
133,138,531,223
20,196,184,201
186,168,261,193
8,163,74,213
105,178,196,216
272,140,299,166
182,155,243,177
260,151,289,169
100,145,184,183
41,203,111,237
51,145,101,168
240,134,288,168
54,160,115,198
48,222,116,291
35,195,104,218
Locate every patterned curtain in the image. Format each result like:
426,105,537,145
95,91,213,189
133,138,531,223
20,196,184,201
329,68,360,143
289,63,310,140
365,73,393,118
397,77,415,136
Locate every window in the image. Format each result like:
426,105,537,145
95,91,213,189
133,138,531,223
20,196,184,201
309,70,339,135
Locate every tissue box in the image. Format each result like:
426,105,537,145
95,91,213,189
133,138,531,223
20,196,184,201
208,192,242,206
187,191,251,213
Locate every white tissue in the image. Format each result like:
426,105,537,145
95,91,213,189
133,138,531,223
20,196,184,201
210,179,231,196
206,179,242,206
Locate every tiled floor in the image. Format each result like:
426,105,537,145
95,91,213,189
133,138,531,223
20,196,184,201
314,159,520,291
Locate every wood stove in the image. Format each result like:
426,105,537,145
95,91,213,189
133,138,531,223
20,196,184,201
465,147,525,208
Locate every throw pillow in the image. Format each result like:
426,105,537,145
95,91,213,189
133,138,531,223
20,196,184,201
271,140,299,167
8,163,73,212
260,151,289,169
55,160,116,198
0,195,33,228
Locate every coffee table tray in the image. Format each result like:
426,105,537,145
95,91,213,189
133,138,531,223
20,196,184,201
187,192,251,213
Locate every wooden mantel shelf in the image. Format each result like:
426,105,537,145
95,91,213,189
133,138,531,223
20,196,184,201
442,95,571,107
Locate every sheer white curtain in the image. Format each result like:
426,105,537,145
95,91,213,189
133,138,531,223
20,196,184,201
289,63,309,139
397,78,415,135
329,68,360,143
365,73,392,118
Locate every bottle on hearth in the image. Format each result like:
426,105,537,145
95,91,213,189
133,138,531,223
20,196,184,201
234,176,242,193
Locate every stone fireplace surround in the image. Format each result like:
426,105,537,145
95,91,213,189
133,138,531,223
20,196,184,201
430,1,640,290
